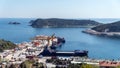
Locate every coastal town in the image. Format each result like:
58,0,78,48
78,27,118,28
1,0,120,68
0,34,120,68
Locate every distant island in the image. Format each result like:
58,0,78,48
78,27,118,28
0,39,16,52
83,21,120,38
8,22,21,25
30,18,101,28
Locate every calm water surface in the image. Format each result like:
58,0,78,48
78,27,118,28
0,18,120,60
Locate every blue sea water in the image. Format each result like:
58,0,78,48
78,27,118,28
0,18,120,60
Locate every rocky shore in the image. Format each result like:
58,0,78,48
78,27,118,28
83,29,120,38
83,21,120,38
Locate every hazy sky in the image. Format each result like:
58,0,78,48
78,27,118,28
0,0,120,18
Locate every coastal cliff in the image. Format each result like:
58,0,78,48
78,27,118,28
83,21,120,38
30,18,101,28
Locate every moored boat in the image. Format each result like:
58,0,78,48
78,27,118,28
39,48,88,57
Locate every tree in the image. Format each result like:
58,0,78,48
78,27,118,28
80,64,99,68
116,66,120,68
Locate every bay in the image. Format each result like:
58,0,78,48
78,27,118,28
0,18,120,60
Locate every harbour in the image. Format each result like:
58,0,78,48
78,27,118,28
0,18,120,60
1,0,120,67
0,34,120,68
0,34,89,68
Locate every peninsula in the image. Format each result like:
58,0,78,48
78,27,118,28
83,21,120,38
30,18,101,28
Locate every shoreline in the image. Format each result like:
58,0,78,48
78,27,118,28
82,29,120,38
1,35,120,68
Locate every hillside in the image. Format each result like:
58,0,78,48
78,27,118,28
92,21,120,32
83,21,120,38
0,39,16,52
30,18,101,28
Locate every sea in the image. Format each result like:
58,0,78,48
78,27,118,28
0,18,120,60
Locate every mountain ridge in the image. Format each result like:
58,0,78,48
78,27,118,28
29,18,101,28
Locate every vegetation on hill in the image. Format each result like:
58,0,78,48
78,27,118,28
68,63,99,68
0,39,16,52
30,18,101,28
20,60,44,68
92,21,120,32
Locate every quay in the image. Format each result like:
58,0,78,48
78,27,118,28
2,34,119,68
0,34,66,63
2,34,118,68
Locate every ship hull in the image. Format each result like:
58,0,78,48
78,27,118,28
39,49,88,57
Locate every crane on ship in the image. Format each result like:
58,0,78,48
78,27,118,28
31,33,59,53
31,33,55,46
47,33,55,46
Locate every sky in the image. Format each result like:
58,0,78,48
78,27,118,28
0,0,120,18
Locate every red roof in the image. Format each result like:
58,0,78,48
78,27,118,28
99,61,120,67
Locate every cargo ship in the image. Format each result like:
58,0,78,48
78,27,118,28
50,37,65,49
39,47,88,57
